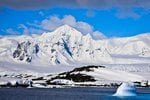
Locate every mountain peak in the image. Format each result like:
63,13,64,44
53,24,83,37
55,24,75,32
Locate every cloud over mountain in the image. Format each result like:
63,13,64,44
5,15,106,40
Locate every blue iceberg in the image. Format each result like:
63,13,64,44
113,83,136,96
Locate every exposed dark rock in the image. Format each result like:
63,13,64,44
13,50,20,58
34,44,39,54
12,41,39,62
19,53,25,61
62,39,72,57
51,49,56,53
85,49,89,52
32,77,44,81
26,56,32,62
55,59,60,64
46,73,96,85
46,65,105,84
70,65,105,72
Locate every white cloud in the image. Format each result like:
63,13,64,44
5,28,20,35
92,31,107,40
116,9,140,19
5,15,106,40
76,21,93,34
19,24,45,35
49,15,94,34
62,15,76,26
41,16,62,31
19,24,29,34
39,15,106,39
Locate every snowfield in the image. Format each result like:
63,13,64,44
0,25,150,87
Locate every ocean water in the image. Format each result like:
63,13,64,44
0,87,150,100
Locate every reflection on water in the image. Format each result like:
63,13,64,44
0,87,150,100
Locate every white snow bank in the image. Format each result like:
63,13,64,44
0,77,31,86
113,83,136,96
51,79,74,85
0,77,20,86
32,84,47,88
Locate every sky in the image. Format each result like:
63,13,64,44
0,0,150,38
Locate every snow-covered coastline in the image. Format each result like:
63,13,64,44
0,65,149,88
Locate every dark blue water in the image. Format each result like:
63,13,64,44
0,87,150,100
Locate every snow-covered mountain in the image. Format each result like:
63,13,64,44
0,25,150,66
0,25,150,87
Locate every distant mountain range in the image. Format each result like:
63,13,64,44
0,25,150,66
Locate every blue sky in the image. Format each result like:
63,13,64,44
0,0,150,37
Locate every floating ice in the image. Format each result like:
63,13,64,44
113,83,136,96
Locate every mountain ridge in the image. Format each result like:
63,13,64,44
0,25,150,65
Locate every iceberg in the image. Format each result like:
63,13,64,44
113,83,136,96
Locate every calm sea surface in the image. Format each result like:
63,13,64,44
0,87,150,100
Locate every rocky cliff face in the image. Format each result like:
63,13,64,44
13,41,39,62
